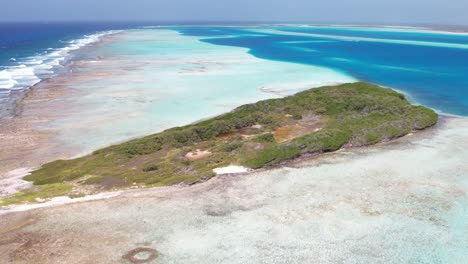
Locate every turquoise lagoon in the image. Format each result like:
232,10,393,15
176,25,468,116
39,25,468,155
43,29,355,154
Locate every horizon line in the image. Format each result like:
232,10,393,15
0,20,467,28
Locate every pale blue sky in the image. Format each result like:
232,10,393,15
3,0,468,26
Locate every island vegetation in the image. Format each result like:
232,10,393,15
1,82,438,206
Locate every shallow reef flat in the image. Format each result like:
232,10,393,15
0,115,466,263
43,29,356,155
0,29,354,178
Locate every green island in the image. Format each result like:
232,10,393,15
1,82,438,206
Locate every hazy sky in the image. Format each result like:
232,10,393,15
3,0,468,26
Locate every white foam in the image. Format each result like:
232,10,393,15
7,65,40,88
0,70,17,89
0,30,120,98
36,29,355,154
23,59,43,65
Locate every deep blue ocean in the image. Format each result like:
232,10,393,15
175,26,468,116
1,23,468,116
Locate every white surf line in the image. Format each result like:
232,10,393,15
249,28,468,50
0,30,122,89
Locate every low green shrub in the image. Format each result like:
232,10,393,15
218,141,244,152
23,82,437,195
365,133,382,145
244,145,301,169
293,128,351,152
253,133,276,143
142,164,159,172
83,176,104,185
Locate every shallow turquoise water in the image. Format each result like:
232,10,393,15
174,26,468,116
45,29,354,153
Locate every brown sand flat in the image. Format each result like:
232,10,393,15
0,82,70,176
0,33,125,177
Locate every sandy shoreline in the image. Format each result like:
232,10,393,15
0,27,458,209
0,49,447,214
0,32,124,175
0,115,444,216
0,28,354,173
0,30,122,120
0,81,69,175
0,28,355,205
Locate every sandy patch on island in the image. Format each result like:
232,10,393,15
213,165,251,175
0,168,32,198
185,149,212,160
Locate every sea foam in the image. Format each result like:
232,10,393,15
0,30,120,110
